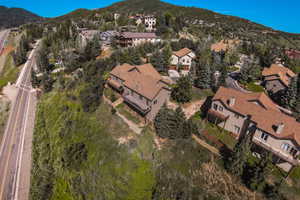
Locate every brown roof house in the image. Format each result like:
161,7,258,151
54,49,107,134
262,64,296,94
108,63,171,121
169,48,196,76
116,32,160,47
208,87,300,172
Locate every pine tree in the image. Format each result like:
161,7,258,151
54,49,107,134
281,77,298,109
217,64,228,88
150,51,165,72
173,107,186,138
154,104,172,139
128,48,142,65
226,133,252,177
162,44,172,71
171,76,192,104
247,152,270,192
195,62,211,89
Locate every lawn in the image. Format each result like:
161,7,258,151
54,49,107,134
204,123,237,150
191,87,214,101
103,87,118,102
245,82,265,92
116,103,142,124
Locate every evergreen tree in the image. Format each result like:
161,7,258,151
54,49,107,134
225,133,252,177
247,152,271,192
182,118,198,138
162,44,172,69
154,104,174,139
171,76,192,104
217,65,228,88
174,107,186,137
128,48,142,65
195,62,211,89
280,77,298,109
150,50,165,72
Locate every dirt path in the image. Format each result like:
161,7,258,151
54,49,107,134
167,99,206,119
192,134,220,156
103,95,142,134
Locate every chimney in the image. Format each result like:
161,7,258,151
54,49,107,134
228,97,236,107
276,123,285,134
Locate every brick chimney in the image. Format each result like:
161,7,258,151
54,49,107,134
276,123,285,134
228,97,236,107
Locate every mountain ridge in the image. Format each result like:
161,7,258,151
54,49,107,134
0,6,43,28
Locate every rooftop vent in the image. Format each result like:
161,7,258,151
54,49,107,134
276,123,285,134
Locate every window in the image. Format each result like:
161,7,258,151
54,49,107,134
139,95,143,100
234,113,239,119
260,132,269,141
234,125,240,134
219,106,223,112
213,104,218,111
290,148,298,157
281,143,290,151
153,100,158,104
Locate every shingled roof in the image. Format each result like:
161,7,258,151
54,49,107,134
110,63,168,100
173,48,193,58
262,64,296,86
213,87,300,146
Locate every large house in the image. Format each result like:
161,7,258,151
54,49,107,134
134,15,157,31
169,48,196,76
115,32,160,47
108,63,171,121
208,87,300,172
262,64,296,94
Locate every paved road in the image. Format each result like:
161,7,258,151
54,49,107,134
0,41,39,200
0,30,10,55
226,72,250,93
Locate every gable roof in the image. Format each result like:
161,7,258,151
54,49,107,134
262,64,296,86
173,48,193,58
110,63,168,100
119,32,157,39
213,87,300,146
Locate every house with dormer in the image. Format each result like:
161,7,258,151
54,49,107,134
108,63,171,121
169,48,196,76
208,87,300,172
262,64,296,94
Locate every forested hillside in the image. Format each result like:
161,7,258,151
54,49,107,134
0,6,42,28
55,0,300,48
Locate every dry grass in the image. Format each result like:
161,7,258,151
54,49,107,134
196,160,263,200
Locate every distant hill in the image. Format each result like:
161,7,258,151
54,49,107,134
0,6,43,28
53,0,300,48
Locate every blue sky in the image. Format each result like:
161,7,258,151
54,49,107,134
0,0,299,33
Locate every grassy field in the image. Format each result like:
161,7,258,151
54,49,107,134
30,91,155,200
0,54,20,90
0,99,10,144
116,103,142,124
30,86,259,199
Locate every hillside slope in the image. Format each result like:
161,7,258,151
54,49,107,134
0,6,42,28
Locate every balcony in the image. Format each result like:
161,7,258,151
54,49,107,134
253,137,300,166
123,94,150,115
